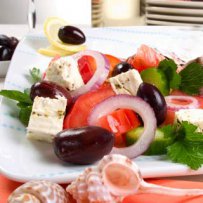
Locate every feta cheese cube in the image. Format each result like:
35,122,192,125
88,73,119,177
109,69,143,96
45,57,84,91
27,96,67,142
175,109,203,132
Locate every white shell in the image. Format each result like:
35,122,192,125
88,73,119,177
67,154,203,202
8,180,69,203
67,155,139,203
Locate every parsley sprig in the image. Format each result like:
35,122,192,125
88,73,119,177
161,122,203,170
0,67,41,126
157,59,203,95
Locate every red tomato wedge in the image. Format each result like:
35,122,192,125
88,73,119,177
64,84,115,129
78,55,96,84
78,54,121,83
162,109,175,126
99,109,141,147
127,44,165,72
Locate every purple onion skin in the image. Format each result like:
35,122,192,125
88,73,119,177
137,83,167,125
53,126,114,165
30,81,72,106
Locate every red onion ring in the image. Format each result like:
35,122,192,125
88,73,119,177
88,95,157,159
165,95,199,111
70,50,110,99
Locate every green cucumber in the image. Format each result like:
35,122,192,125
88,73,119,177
140,68,169,96
126,127,173,155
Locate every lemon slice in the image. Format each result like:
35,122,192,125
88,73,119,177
38,45,74,57
44,17,86,52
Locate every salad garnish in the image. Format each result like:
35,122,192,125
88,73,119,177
0,89,33,125
179,62,203,95
29,67,42,83
162,121,203,170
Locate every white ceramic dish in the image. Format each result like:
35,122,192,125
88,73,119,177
146,13,203,23
146,7,203,16
0,61,10,77
146,0,203,8
1,27,203,184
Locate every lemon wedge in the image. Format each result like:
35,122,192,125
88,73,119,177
38,45,74,57
44,17,86,52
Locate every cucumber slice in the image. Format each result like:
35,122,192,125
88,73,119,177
141,68,169,96
126,127,173,155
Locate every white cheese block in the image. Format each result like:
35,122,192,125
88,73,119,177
175,109,203,132
45,56,84,91
27,96,67,143
109,69,143,96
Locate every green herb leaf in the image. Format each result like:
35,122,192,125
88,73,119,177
19,106,32,126
24,88,31,96
0,90,32,104
163,121,203,170
158,59,181,89
167,141,203,170
29,67,41,83
161,125,176,141
179,62,203,95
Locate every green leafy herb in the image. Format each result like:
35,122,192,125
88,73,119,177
0,90,32,104
161,121,203,170
29,67,42,83
158,59,181,89
19,105,32,126
0,89,33,126
24,88,31,96
179,62,203,95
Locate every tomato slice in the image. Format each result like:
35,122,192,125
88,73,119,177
78,55,96,84
64,84,115,129
99,109,141,147
162,109,175,126
127,44,164,72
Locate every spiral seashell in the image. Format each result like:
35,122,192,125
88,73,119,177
98,154,142,197
8,180,69,203
67,155,138,203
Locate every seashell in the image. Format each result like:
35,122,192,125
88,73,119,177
67,167,117,203
67,154,203,203
8,180,69,203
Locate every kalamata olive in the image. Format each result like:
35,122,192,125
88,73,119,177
137,82,167,125
30,81,72,106
8,37,19,49
111,62,133,77
0,34,11,47
58,26,86,45
53,126,114,165
0,46,13,61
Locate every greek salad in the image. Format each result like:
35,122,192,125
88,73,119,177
1,20,203,171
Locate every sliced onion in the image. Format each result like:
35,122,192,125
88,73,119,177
70,50,110,99
165,95,199,111
88,95,157,159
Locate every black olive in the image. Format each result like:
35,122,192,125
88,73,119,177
58,26,86,45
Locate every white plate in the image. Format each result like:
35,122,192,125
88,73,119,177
146,0,203,8
2,27,203,183
146,13,203,23
0,61,10,77
146,6,203,16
